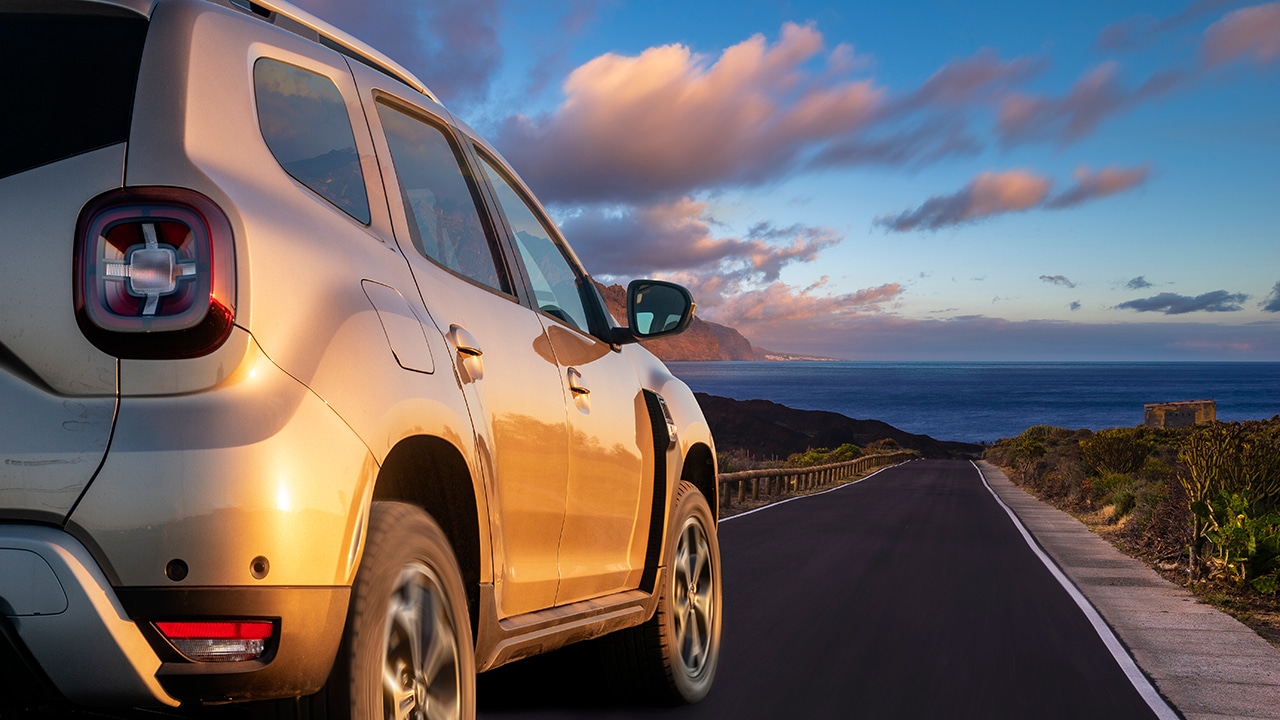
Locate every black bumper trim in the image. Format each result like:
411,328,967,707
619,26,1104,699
116,586,349,704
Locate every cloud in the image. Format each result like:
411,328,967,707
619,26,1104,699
807,118,982,169
526,1,603,96
291,0,502,106
1041,275,1077,288
894,49,1045,111
1117,290,1250,314
496,22,884,203
1203,3,1280,67
1263,282,1280,312
874,170,1050,232
697,278,903,327
1126,276,1154,289
1070,301,1082,311
876,165,1149,232
1045,165,1151,208
997,63,1186,145
558,198,840,281
1097,0,1241,52
495,28,1053,203
738,314,1280,361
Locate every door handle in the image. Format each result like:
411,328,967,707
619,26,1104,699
448,325,483,357
448,324,484,382
567,367,590,396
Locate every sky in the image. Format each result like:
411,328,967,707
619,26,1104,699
294,0,1280,361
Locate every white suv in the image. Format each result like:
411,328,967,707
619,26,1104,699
0,0,722,716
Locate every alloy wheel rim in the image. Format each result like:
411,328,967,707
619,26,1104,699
671,517,715,678
382,563,461,720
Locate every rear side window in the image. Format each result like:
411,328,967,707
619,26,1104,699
376,102,511,294
254,59,370,224
0,12,147,179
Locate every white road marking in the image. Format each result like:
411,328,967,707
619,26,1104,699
971,460,1180,720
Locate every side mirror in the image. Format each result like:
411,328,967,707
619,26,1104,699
616,279,695,343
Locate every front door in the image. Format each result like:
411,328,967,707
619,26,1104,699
475,155,650,604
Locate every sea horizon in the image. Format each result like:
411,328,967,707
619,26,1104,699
667,360,1280,445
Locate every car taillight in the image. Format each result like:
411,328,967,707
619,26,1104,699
154,620,274,662
75,188,236,358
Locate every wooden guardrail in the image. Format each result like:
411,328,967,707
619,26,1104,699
717,451,917,509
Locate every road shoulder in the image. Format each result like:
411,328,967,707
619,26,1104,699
977,460,1280,720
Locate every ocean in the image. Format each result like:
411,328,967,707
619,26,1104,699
666,362,1280,444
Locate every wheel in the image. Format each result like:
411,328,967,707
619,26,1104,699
327,502,476,719
601,481,722,704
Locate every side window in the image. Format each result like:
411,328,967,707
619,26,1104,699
254,59,370,223
377,102,509,294
478,157,592,332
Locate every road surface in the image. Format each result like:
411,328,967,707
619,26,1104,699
477,459,1160,719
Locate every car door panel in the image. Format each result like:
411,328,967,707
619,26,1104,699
351,69,571,618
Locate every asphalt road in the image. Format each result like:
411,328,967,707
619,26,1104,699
477,459,1160,720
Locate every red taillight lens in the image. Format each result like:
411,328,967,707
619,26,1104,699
155,620,274,663
75,188,236,358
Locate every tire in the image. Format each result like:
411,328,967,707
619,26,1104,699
602,481,722,705
325,502,476,720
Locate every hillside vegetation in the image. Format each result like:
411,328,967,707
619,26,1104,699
985,419,1280,605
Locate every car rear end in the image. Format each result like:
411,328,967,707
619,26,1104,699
1,0,375,708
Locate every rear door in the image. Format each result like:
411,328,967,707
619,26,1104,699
351,68,571,618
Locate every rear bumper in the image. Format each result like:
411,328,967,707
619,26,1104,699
0,525,350,707
0,525,177,707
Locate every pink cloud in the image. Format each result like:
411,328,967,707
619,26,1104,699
878,165,1151,232
558,198,840,281
874,171,1051,232
1045,165,1151,208
292,0,501,106
1203,3,1280,66
896,49,1045,110
497,22,884,203
730,314,1280,362
1096,0,1242,52
702,279,902,325
997,63,1186,145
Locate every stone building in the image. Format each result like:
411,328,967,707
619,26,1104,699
1143,400,1216,429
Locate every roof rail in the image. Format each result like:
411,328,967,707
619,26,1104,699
226,0,439,103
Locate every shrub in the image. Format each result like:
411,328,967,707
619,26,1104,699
1199,491,1280,594
784,443,864,468
1080,428,1152,477
1180,422,1280,577
1113,490,1138,519
865,438,902,453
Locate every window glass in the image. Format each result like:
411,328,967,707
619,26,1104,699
377,103,508,293
254,59,370,223
1,13,147,179
479,157,591,332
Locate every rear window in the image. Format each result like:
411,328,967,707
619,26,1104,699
0,11,148,179
254,58,371,224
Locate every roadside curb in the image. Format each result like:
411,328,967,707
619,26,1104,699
976,460,1280,720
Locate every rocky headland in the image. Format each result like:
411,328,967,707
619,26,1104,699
695,393,981,460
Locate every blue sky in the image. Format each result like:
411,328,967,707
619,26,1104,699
296,0,1280,360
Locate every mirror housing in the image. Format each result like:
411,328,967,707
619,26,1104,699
613,279,695,344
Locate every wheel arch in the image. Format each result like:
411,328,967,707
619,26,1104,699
371,434,487,636
679,442,718,523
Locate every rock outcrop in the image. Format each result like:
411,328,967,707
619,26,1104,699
694,393,982,460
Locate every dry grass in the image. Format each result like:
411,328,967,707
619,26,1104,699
1067,498,1280,648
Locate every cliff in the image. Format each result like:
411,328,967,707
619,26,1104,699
694,393,982,460
597,283,756,361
